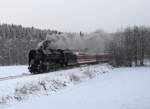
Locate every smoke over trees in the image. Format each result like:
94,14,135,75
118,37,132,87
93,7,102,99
41,29,111,53
0,24,110,65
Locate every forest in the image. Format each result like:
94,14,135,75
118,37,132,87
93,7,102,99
0,24,60,65
0,24,149,66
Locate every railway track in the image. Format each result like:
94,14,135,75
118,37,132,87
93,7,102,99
0,67,76,82
0,74,32,82
0,66,77,82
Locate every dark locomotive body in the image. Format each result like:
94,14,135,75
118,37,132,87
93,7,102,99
28,48,77,74
28,48,111,74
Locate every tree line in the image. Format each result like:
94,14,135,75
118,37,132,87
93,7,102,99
107,26,150,66
0,24,149,67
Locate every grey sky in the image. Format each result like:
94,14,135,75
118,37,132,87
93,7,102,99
0,0,149,33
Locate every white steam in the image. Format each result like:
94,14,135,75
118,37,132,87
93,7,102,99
38,30,111,53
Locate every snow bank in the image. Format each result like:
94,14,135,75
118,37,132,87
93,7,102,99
0,64,111,107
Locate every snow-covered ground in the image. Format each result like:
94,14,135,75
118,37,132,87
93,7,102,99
0,66,29,78
0,64,111,108
1,65,150,109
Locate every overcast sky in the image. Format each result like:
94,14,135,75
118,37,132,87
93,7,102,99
0,0,149,33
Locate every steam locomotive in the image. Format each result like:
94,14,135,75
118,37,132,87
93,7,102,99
28,48,111,74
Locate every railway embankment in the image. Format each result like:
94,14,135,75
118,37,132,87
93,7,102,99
0,64,111,107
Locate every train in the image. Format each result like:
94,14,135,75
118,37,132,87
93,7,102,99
28,48,112,74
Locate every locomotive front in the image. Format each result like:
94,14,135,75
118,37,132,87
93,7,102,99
28,49,45,74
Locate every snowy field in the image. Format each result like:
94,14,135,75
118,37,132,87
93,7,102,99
0,65,150,109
